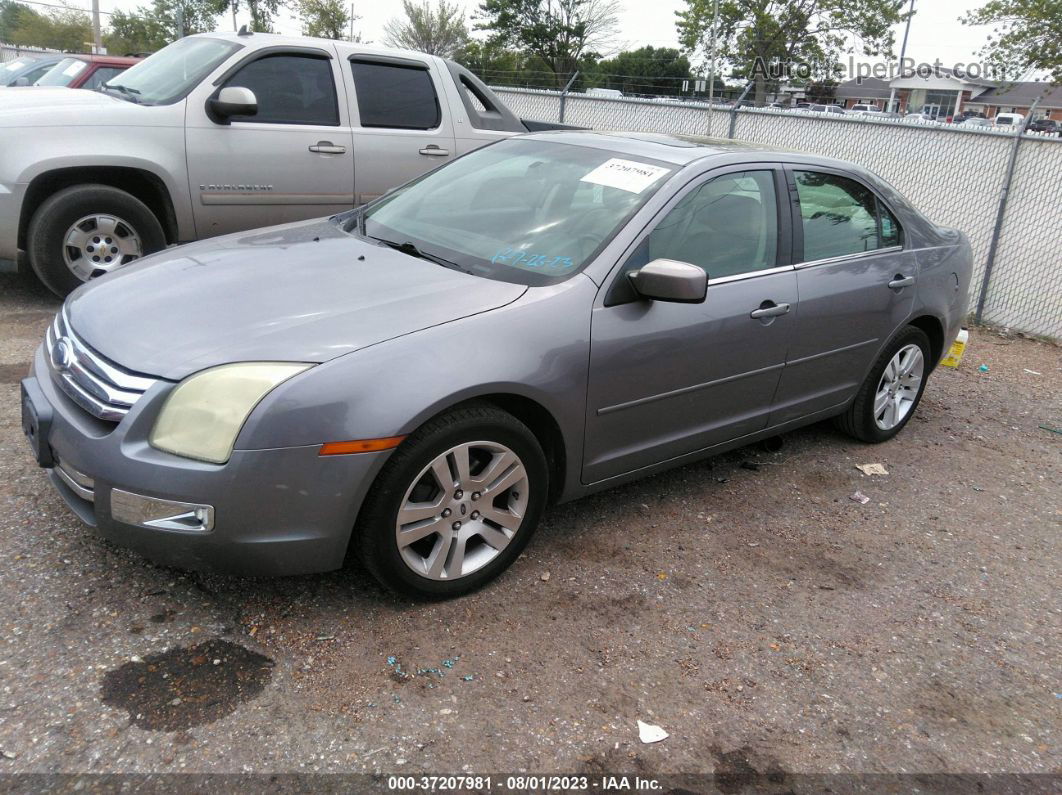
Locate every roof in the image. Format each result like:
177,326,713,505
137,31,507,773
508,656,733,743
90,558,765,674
524,130,770,165
835,77,893,100
197,31,439,65
970,82,1062,108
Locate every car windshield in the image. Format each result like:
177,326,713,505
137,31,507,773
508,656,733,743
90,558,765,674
103,36,241,105
35,58,86,86
354,138,675,286
2,57,34,74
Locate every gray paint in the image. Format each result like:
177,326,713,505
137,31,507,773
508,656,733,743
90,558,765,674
24,132,973,575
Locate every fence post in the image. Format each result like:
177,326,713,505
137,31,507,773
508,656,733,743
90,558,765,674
727,81,755,139
975,96,1040,324
558,71,579,124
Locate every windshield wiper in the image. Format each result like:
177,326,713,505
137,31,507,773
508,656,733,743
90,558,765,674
369,236,471,273
100,83,141,103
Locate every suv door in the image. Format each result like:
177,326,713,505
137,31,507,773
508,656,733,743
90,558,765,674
583,166,796,483
343,55,457,204
769,167,915,425
185,46,355,239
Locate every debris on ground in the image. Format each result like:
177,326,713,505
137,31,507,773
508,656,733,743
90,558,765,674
978,364,990,372
849,491,871,505
740,461,760,471
540,571,551,582
1039,424,1061,435
1023,369,1042,375
855,463,889,476
637,720,668,744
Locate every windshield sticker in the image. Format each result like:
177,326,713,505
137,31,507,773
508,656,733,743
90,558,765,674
580,158,670,194
62,61,86,77
491,248,575,272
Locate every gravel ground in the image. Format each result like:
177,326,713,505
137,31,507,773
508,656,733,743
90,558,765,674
0,269,1058,785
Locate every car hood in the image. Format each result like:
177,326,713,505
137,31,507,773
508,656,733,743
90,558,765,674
67,219,527,380
0,87,146,127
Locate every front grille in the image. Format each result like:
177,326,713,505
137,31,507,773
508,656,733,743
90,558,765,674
46,308,158,422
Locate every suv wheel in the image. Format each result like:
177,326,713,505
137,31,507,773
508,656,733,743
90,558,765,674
355,403,549,599
27,184,166,297
835,325,932,443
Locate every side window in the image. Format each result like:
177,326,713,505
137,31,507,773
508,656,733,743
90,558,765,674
350,60,440,129
794,171,882,260
878,199,902,247
82,66,124,90
223,54,338,126
646,170,779,279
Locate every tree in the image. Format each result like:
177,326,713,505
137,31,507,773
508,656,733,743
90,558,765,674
105,0,226,54
591,46,692,95
5,4,91,51
476,0,620,86
383,0,468,57
298,0,357,39
963,0,1062,83
0,0,35,43
676,0,907,102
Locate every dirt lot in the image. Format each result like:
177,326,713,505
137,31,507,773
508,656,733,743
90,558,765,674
0,268,1058,788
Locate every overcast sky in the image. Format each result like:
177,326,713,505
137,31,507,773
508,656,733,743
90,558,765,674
85,0,996,72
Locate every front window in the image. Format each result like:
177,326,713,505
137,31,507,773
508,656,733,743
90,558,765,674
354,138,675,285
103,36,242,106
35,58,86,86
1,56,34,75
222,54,338,125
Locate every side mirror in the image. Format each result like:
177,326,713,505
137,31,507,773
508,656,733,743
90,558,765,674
628,259,707,304
207,86,257,124
13,77,30,87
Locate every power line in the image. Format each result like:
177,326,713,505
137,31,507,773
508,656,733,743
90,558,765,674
9,0,113,16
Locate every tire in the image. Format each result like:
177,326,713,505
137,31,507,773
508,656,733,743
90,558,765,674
835,325,932,443
354,403,549,599
27,184,166,297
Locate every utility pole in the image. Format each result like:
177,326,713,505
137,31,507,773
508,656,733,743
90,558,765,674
706,0,720,133
350,2,355,41
90,0,102,53
232,0,238,32
176,5,184,38
887,0,915,113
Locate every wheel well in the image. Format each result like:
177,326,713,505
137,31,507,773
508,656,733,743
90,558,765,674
18,167,178,251
475,394,567,503
909,315,945,366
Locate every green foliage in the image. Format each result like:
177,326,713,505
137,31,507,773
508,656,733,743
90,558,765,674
104,0,226,54
3,2,91,51
963,0,1062,83
383,0,468,57
297,0,356,39
588,46,692,95
476,0,620,85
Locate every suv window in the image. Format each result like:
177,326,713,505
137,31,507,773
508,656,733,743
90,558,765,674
223,54,338,126
351,60,440,129
794,170,901,260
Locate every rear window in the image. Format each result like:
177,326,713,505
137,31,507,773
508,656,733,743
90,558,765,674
351,60,440,130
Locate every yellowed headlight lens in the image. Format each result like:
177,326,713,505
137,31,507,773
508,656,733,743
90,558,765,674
149,362,310,464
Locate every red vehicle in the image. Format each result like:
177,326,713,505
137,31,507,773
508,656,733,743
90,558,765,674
33,54,142,90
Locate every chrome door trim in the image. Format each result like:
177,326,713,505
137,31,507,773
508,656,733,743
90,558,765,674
793,245,904,270
707,263,795,286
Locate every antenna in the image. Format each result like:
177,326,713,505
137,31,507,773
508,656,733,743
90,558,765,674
237,25,252,37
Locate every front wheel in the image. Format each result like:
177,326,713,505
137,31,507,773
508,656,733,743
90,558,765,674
835,325,932,443
355,403,549,599
27,184,166,297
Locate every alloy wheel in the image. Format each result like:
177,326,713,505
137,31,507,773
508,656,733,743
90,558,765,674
873,343,924,430
62,214,143,281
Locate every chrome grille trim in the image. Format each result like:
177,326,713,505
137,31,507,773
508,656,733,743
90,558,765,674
47,308,159,422
53,455,95,503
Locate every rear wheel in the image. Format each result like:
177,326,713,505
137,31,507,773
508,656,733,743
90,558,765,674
27,184,166,297
355,403,549,599
835,325,932,443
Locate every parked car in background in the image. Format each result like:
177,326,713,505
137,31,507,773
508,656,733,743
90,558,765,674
993,112,1025,128
31,54,142,90
0,54,65,87
0,32,566,296
586,87,623,99
20,132,972,597
805,104,846,116
1027,118,1059,134
957,117,993,129
849,103,881,114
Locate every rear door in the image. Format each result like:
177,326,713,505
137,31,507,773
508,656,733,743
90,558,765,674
769,167,915,425
342,54,457,204
583,165,797,483
185,45,355,239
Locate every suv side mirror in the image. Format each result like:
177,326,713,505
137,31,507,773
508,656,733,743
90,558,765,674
628,259,707,304
207,86,257,124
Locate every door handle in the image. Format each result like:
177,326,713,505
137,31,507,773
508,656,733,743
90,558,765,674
888,274,915,289
750,301,791,319
309,141,346,154
419,145,449,156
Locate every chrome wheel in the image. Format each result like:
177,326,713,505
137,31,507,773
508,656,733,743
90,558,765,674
395,441,529,581
873,343,924,430
62,214,142,281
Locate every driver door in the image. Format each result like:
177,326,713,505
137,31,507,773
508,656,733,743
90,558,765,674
583,166,796,483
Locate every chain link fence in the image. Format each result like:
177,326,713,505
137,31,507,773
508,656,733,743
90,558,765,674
495,87,1062,339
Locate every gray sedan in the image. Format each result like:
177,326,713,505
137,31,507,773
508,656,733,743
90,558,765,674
21,132,972,597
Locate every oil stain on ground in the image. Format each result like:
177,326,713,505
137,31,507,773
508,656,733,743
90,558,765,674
101,639,274,731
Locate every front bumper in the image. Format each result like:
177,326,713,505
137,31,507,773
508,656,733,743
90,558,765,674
0,181,26,262
25,344,389,576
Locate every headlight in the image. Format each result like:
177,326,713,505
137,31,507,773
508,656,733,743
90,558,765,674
149,362,311,464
